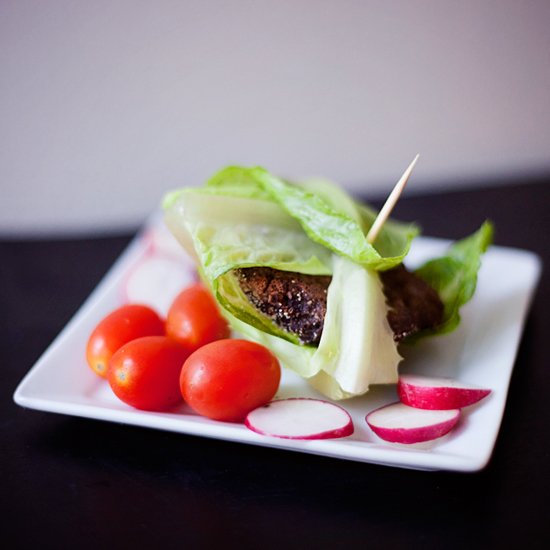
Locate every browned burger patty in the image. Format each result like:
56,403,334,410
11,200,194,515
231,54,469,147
379,264,444,341
235,267,331,345
235,265,443,345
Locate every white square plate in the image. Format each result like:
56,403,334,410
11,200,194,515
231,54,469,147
14,216,542,471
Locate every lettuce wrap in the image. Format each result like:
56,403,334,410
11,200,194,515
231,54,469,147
163,166,492,399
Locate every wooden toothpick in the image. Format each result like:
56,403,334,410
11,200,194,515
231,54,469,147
366,154,419,244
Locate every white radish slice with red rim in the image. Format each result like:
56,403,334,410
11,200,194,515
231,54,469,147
366,402,460,444
245,398,354,440
123,254,197,315
398,374,491,410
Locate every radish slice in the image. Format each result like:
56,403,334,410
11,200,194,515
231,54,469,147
245,398,354,440
123,255,197,315
398,374,491,410
366,402,460,444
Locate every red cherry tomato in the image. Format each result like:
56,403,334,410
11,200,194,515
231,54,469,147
86,304,165,377
108,336,190,411
165,283,230,351
180,339,281,422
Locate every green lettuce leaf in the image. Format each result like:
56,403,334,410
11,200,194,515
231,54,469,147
414,221,494,336
164,188,333,282
204,166,419,271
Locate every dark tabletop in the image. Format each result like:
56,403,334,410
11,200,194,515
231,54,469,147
1,178,549,549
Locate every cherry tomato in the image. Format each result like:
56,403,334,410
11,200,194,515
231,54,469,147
108,336,190,411
180,339,281,422
86,304,165,377
165,283,230,351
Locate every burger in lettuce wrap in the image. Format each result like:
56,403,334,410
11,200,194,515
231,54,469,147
163,166,492,400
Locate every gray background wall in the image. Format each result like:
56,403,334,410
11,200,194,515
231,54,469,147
1,0,549,234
